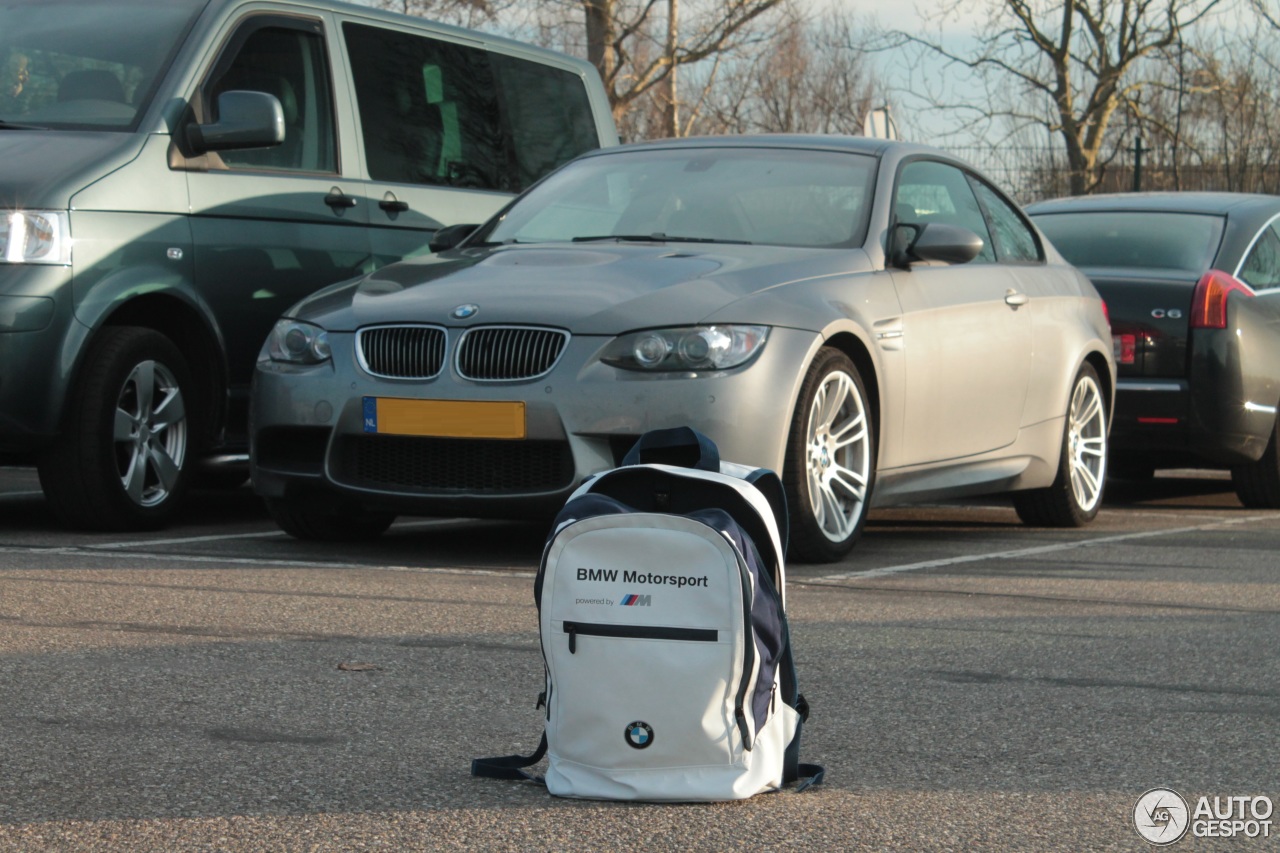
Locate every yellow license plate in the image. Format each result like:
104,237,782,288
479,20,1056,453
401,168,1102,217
362,397,526,439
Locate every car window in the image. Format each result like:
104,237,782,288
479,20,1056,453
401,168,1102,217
894,160,995,263
208,22,337,173
970,178,1041,263
344,22,509,192
1030,211,1225,274
1239,223,1280,291
481,147,876,248
0,0,203,130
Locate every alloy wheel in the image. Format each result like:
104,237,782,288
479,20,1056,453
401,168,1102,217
1067,374,1107,513
114,359,188,507
804,369,872,543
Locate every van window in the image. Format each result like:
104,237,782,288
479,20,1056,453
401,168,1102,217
490,54,599,189
208,22,337,173
343,22,600,193
0,0,204,130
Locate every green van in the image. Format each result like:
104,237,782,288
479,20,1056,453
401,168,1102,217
0,0,617,530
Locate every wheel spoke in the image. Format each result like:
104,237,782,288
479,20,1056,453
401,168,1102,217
151,389,186,430
1074,392,1102,430
829,464,867,501
132,361,156,416
114,407,136,442
147,443,181,492
122,447,147,502
818,483,854,539
830,414,866,449
1079,436,1106,457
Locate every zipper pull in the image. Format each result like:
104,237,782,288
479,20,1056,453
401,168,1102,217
567,622,577,654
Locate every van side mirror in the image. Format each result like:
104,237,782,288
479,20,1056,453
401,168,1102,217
891,222,984,269
187,90,285,154
429,223,480,253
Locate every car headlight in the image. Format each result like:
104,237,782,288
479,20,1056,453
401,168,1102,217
0,211,71,265
602,325,769,372
267,319,331,364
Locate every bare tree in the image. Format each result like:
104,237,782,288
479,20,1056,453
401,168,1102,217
696,6,880,136
1133,21,1280,193
878,0,1224,194
362,0,513,28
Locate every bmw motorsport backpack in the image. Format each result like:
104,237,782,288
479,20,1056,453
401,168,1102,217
472,427,824,801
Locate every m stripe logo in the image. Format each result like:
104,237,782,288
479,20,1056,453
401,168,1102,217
620,594,652,607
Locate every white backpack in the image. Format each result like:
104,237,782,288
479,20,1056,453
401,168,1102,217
473,428,824,801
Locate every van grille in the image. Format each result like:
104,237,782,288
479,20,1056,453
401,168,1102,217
357,325,446,379
456,326,568,381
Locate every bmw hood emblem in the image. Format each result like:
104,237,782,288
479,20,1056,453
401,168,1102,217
451,303,479,320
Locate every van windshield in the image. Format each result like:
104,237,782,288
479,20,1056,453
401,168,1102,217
0,0,207,131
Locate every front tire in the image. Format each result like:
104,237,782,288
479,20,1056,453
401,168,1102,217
783,348,876,563
39,327,194,531
1013,363,1108,527
1230,415,1280,508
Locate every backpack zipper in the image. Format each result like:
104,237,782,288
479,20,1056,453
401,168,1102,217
562,621,717,654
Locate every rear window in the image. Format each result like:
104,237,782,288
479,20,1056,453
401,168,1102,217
1031,211,1225,274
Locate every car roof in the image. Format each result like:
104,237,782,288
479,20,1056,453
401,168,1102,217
579,134,956,161
1025,191,1280,218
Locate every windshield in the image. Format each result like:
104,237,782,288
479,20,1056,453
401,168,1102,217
0,0,207,131
478,147,877,249
1032,210,1225,275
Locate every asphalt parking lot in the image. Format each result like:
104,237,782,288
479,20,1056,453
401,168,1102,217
0,466,1277,851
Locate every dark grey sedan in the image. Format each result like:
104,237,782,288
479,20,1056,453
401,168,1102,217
1028,192,1280,506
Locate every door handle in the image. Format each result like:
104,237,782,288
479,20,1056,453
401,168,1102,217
1005,289,1028,307
379,198,409,213
324,189,358,209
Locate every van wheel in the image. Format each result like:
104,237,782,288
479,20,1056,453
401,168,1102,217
39,327,194,531
266,498,395,541
1230,415,1280,508
1013,363,1108,526
783,348,876,563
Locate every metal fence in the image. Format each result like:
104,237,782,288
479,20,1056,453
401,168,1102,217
944,144,1280,204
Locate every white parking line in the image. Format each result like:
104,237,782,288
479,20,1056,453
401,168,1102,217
0,545,530,577
87,518,467,550
817,513,1277,582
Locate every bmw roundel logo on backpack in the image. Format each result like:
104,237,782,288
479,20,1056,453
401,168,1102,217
624,721,654,749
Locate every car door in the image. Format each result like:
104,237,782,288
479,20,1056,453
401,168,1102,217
184,13,372,438
886,159,1032,466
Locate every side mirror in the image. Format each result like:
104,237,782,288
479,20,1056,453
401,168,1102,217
429,223,480,253
187,90,285,154
892,222,984,269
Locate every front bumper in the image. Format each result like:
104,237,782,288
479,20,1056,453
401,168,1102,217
250,325,819,518
0,265,77,455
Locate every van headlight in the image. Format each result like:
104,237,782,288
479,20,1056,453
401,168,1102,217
0,211,71,265
602,325,769,371
266,319,331,364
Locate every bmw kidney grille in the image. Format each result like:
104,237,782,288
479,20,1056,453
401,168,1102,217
357,325,447,379
456,326,569,381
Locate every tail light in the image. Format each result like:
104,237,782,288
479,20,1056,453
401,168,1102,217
1113,333,1136,364
1190,269,1254,329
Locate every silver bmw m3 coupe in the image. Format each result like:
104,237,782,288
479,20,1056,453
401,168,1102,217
251,135,1114,561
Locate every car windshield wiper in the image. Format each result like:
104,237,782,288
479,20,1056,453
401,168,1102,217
573,234,752,245
0,119,46,130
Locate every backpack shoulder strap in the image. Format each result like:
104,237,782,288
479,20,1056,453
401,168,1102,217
471,732,547,784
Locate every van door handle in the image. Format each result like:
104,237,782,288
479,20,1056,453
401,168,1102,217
324,190,358,209
1005,289,1028,307
379,199,409,213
